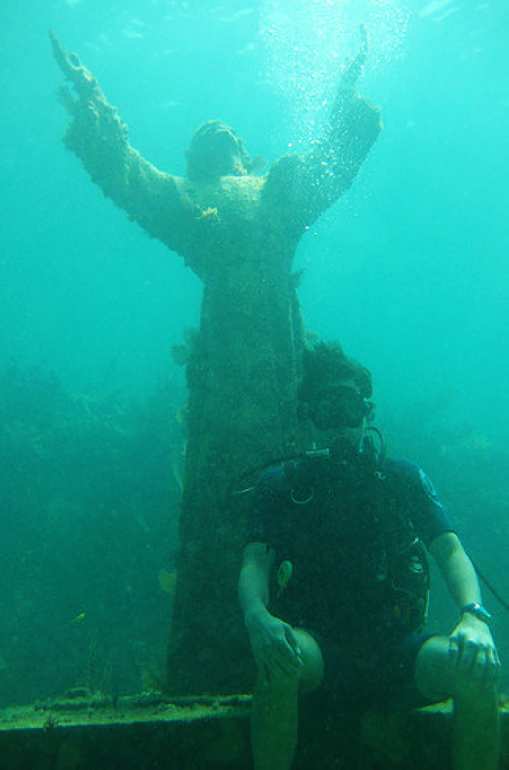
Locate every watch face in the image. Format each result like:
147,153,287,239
464,603,491,623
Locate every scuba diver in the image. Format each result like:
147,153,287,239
239,341,501,770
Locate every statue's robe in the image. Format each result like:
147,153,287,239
57,56,381,691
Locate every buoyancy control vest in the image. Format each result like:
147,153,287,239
274,453,431,636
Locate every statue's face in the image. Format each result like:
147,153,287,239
187,122,247,180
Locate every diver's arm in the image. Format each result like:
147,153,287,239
429,532,482,609
430,532,500,672
50,33,193,254
264,29,381,233
239,543,303,674
238,542,274,624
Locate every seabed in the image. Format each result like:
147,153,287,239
0,692,508,769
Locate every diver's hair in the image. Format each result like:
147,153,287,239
299,341,373,403
186,120,252,180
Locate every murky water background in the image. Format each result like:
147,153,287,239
1,0,508,702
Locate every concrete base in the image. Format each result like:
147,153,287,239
0,692,507,770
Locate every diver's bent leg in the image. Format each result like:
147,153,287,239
250,630,324,770
415,636,500,770
294,628,325,693
452,681,499,770
251,669,299,770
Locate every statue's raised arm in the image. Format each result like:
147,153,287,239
50,33,194,256
264,27,382,235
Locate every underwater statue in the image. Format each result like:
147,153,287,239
51,30,381,692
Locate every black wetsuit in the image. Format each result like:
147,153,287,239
247,454,454,707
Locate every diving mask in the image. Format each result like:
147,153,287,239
310,384,373,431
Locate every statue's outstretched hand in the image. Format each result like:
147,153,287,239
50,31,98,102
329,24,380,133
338,24,368,95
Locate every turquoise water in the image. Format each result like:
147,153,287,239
1,0,508,702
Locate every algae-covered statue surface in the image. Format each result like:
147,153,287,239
51,30,381,693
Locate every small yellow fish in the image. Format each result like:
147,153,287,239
175,405,187,426
276,561,293,597
70,612,86,625
197,206,220,223
158,569,177,595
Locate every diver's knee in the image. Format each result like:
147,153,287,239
415,635,454,700
416,635,500,707
294,629,324,693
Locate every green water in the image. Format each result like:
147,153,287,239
1,0,508,703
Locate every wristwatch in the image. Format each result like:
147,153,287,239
460,602,492,624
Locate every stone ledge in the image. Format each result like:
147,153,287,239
0,693,507,770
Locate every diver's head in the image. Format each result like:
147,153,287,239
299,341,374,453
186,120,252,181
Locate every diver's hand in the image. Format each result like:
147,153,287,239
50,31,98,100
449,614,501,694
244,607,303,680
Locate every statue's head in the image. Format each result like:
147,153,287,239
186,120,252,181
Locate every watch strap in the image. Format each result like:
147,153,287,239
460,602,492,624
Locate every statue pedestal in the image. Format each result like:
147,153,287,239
0,692,506,769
